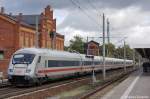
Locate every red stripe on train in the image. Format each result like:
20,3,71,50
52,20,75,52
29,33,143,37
38,67,81,73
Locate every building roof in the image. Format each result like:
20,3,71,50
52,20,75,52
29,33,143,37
133,44,150,59
0,14,36,29
135,48,150,59
12,15,41,26
84,40,100,48
86,40,99,45
1,13,64,38
56,33,64,39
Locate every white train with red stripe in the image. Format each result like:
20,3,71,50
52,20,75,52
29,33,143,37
8,48,133,85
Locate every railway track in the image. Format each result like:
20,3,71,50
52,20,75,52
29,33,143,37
0,77,88,99
0,79,10,88
0,67,135,99
79,70,135,99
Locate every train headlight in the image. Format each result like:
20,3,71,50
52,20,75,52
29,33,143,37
26,69,31,73
9,69,13,72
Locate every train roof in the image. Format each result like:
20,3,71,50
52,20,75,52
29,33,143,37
14,48,80,59
14,48,133,62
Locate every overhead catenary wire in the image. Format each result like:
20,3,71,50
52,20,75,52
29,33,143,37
76,0,101,16
76,0,101,18
87,0,100,14
69,0,100,28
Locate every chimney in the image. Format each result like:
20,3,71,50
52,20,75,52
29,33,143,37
9,12,12,16
19,13,22,16
17,13,23,21
46,5,51,10
0,7,5,14
45,5,50,11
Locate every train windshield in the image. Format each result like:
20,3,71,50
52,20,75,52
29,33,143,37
12,53,35,64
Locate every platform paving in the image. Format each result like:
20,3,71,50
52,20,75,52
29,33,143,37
0,79,8,84
102,69,150,99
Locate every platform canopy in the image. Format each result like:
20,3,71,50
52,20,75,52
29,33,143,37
134,44,150,59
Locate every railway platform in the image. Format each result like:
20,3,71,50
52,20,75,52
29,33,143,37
102,68,150,99
0,79,7,83
0,72,7,84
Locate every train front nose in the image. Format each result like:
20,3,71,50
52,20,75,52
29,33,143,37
8,66,33,85
8,75,34,86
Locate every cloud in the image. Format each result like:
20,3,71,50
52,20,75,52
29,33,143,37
57,9,100,32
1,0,150,13
1,0,150,48
58,5,150,47
58,26,101,46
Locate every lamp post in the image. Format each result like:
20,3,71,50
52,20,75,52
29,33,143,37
138,55,141,69
92,56,96,85
124,40,126,72
133,49,135,70
102,13,106,80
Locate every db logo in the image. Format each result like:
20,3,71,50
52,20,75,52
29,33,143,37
15,70,24,74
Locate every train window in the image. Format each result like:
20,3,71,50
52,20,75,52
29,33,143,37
48,60,58,67
48,60,80,67
84,61,92,66
12,53,35,64
38,56,41,63
99,61,102,65
94,61,98,65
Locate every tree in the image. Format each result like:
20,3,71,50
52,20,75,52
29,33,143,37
67,36,138,60
69,35,85,54
99,43,135,60
114,46,124,59
99,43,116,57
114,45,134,60
105,43,116,57
64,46,69,51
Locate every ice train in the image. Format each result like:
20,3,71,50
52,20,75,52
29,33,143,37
8,48,133,85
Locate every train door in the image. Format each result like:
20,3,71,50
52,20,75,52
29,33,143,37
35,56,45,77
44,60,48,76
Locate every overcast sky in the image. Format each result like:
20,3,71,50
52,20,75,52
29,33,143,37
1,0,150,48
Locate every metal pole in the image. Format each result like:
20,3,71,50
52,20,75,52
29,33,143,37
92,58,96,85
87,37,89,55
138,55,141,69
133,49,135,70
107,19,109,57
102,13,106,80
35,16,39,48
124,40,126,72
107,18,110,44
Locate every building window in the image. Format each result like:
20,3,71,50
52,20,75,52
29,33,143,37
30,37,34,47
42,40,45,48
47,41,51,48
19,35,24,47
0,51,4,60
25,37,29,47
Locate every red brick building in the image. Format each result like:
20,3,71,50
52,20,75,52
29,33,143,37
84,40,100,56
0,6,64,77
